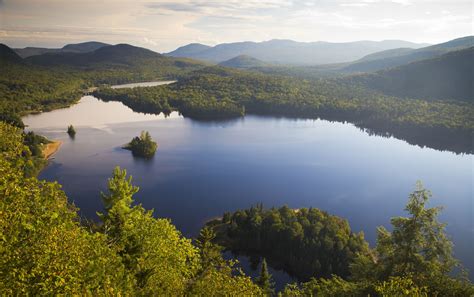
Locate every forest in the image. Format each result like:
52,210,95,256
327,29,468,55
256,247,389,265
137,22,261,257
93,66,473,153
208,205,369,280
1,120,472,295
0,42,206,125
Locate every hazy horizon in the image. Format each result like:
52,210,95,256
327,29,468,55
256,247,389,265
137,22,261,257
1,0,471,52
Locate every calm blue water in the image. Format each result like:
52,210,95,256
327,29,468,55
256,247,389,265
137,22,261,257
23,95,473,281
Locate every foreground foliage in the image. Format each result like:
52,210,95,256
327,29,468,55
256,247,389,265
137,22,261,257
0,121,262,295
217,183,473,296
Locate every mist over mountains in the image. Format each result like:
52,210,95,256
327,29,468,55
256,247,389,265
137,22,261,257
13,41,110,58
166,39,430,65
343,36,474,72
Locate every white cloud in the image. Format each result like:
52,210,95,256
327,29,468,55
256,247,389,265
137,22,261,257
0,0,471,51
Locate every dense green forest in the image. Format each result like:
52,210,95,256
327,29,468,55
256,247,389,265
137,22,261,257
1,120,472,295
94,66,473,153
0,42,206,122
208,205,369,280
351,47,474,101
343,36,474,73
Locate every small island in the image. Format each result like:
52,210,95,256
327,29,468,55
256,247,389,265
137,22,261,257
123,131,157,158
67,125,76,137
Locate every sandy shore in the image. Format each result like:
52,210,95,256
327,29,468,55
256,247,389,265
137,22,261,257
42,141,63,159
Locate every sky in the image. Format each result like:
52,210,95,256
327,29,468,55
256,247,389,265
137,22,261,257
0,0,472,53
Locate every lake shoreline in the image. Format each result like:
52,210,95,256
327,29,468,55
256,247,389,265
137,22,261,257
42,140,62,159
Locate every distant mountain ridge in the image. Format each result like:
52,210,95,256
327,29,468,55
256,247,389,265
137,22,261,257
166,39,429,65
170,43,212,57
14,41,110,58
219,55,268,68
25,43,161,67
344,36,474,72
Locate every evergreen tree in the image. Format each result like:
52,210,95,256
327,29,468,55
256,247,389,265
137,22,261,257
67,125,76,137
256,258,274,296
196,226,226,271
375,181,458,279
98,166,139,237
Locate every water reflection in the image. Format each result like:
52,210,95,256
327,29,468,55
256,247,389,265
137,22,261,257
23,96,181,129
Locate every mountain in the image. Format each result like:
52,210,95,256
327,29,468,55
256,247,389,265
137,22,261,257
25,43,161,67
14,41,110,58
344,36,474,72
61,41,110,53
23,43,207,82
354,47,474,101
356,48,414,62
166,39,429,65
13,47,61,59
0,44,23,65
219,55,268,68
167,43,212,57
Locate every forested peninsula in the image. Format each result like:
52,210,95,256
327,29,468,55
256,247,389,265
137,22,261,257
93,66,473,153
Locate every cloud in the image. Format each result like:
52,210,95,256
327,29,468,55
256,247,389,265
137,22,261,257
142,37,157,46
340,3,369,7
0,0,471,51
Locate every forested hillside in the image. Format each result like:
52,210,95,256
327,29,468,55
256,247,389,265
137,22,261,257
0,44,24,64
219,55,269,68
352,47,474,101
344,36,474,72
94,66,474,153
0,43,206,121
14,41,110,58
24,43,207,83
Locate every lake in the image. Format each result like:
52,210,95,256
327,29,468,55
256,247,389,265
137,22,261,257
23,90,473,282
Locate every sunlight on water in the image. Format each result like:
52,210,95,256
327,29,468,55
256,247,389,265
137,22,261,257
111,80,177,89
23,96,181,130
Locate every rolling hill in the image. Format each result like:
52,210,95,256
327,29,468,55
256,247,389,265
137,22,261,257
25,43,201,69
344,36,474,72
218,55,268,68
352,46,474,101
166,39,429,65
14,41,110,58
0,44,24,65
168,43,212,58
22,43,207,84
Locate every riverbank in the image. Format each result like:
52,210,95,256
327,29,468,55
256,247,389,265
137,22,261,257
42,141,62,159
